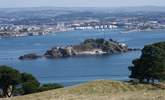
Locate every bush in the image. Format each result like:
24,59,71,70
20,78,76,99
96,38,105,44
38,83,63,92
21,73,40,86
21,73,40,94
22,81,40,94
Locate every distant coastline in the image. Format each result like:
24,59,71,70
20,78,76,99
120,29,165,34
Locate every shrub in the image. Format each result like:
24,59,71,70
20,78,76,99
38,83,63,92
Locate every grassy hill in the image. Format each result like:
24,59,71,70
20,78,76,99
2,80,165,100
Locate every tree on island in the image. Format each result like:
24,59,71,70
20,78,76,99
129,42,165,83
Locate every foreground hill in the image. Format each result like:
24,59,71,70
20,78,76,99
3,80,165,100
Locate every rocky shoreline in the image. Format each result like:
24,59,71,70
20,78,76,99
19,38,140,60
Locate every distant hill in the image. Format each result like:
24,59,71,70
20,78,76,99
2,80,165,100
110,6,165,13
1,6,165,13
0,6,165,25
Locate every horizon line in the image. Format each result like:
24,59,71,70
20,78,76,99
0,5,165,9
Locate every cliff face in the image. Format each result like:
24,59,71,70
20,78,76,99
44,47,76,58
44,38,129,58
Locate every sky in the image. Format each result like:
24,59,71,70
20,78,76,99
0,0,165,8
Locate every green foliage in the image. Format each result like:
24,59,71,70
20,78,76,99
0,66,39,96
0,65,22,97
129,42,165,83
21,73,40,85
38,83,63,92
0,66,63,97
95,38,105,44
21,73,40,94
81,38,116,51
83,38,105,45
0,65,22,86
22,81,39,94
83,39,95,44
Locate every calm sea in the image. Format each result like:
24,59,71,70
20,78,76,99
0,30,165,86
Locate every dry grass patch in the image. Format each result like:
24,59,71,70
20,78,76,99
1,80,165,100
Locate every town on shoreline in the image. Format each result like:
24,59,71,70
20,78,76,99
1,7,165,37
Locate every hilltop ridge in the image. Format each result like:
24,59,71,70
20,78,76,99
3,80,165,100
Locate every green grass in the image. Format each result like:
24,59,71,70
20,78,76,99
2,80,165,100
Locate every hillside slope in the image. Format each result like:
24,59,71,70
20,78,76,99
2,80,165,100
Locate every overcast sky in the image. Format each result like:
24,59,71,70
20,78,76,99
1,0,165,8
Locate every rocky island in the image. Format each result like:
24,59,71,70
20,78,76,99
19,38,136,60
19,53,42,60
